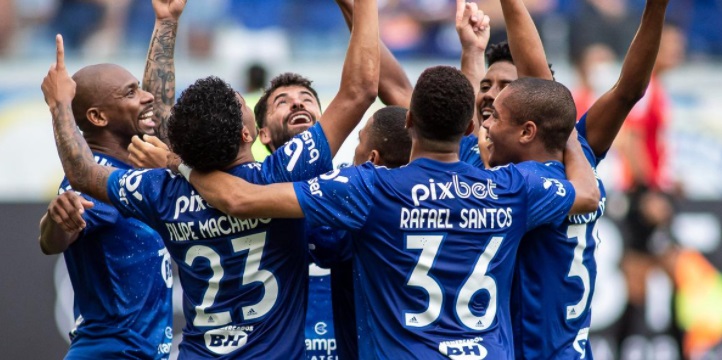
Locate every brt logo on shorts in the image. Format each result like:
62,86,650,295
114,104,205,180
204,326,249,355
438,337,488,359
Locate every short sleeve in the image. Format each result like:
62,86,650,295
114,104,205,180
515,163,576,230
576,112,608,163
106,168,164,225
261,123,334,183
58,185,119,229
293,164,376,232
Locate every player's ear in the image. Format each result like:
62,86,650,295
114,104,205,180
86,107,108,127
258,127,272,146
519,120,537,145
368,150,380,165
404,111,413,130
464,119,475,136
241,126,254,144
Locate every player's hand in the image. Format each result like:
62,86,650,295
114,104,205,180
48,191,94,234
477,125,491,167
455,0,491,52
152,0,187,21
41,35,76,109
128,134,179,170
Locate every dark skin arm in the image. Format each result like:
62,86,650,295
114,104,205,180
456,0,491,131
142,0,186,144
335,0,412,107
320,0,380,155
188,0,379,213
38,190,94,255
499,0,552,79
583,0,669,156
189,170,302,219
564,130,601,214
42,35,115,204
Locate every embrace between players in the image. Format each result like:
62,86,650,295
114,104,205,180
39,0,670,358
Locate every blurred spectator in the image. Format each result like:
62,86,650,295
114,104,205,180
569,0,639,65
613,22,687,360
242,63,272,162
571,43,617,118
0,0,16,55
51,0,132,56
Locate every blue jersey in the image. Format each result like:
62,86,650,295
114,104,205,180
294,158,576,359
305,264,338,359
106,124,333,359
460,134,484,168
61,153,173,360
511,116,607,359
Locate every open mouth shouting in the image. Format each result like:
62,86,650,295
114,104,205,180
138,108,156,133
286,110,315,128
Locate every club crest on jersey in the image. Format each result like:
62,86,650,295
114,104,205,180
541,177,567,197
204,326,252,355
411,175,498,206
438,337,488,359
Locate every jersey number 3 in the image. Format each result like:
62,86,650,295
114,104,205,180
185,232,279,327
404,234,504,330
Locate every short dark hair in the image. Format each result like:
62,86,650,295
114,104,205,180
409,66,475,142
254,72,322,129
485,41,555,77
168,76,243,171
503,78,576,152
369,106,411,168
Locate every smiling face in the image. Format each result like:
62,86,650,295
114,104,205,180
98,65,155,137
477,61,518,125
260,85,321,150
481,88,524,167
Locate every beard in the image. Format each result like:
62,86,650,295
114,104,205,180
270,123,311,150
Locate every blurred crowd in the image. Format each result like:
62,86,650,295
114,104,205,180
1,0,721,62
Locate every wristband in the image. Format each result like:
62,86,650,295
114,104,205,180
178,163,192,181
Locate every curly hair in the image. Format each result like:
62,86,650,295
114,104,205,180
369,106,411,168
168,76,243,171
254,72,321,129
485,41,555,77
504,78,576,152
409,66,475,142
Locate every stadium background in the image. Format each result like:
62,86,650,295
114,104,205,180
1,0,721,359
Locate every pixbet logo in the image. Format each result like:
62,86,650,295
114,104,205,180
411,175,498,206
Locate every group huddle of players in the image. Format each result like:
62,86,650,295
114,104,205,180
38,0,671,358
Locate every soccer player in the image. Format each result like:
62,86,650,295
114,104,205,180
476,0,671,358
181,67,600,359
308,105,412,359
37,0,185,358
42,0,380,357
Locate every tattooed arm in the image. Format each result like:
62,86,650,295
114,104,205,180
42,35,114,204
143,0,186,143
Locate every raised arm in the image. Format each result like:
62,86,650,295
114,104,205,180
335,0,412,107
499,0,552,79
143,0,186,143
185,168,303,219
321,0,380,155
582,0,669,156
456,0,491,130
42,35,114,203
564,131,601,214
38,191,94,254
